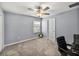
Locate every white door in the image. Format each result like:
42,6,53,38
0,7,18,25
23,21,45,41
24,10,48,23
0,16,3,52
42,20,48,37
49,18,55,41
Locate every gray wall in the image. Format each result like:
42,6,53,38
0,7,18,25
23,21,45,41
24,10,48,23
55,8,79,44
77,8,79,33
4,11,42,44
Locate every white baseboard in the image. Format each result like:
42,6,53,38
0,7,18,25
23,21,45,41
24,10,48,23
4,37,38,47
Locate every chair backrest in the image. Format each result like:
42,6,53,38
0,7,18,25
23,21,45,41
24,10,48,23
56,36,68,50
74,34,79,45
72,34,79,51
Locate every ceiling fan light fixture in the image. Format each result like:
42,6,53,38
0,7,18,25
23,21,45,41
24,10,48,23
36,12,44,17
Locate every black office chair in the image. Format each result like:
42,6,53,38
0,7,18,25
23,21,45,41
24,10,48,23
71,34,79,54
56,36,79,56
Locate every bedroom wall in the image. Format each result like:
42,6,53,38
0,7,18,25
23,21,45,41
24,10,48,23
77,8,79,33
4,11,42,45
55,8,79,44
0,7,4,51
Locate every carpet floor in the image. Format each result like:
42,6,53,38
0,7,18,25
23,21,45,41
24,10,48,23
0,38,60,56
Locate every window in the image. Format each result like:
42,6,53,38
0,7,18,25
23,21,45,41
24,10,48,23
33,21,40,33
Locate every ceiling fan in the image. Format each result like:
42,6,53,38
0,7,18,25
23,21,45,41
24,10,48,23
27,6,50,16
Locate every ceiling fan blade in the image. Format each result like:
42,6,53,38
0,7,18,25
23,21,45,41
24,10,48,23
27,8,34,11
42,13,50,15
43,7,49,11
36,6,42,9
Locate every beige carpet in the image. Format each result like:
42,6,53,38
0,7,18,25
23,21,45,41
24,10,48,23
0,38,60,56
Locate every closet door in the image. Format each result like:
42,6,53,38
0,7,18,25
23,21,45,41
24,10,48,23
42,20,48,37
0,16,3,52
49,18,55,41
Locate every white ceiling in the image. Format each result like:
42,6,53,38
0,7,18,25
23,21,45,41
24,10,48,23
0,2,76,18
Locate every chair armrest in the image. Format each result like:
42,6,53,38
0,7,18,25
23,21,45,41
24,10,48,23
59,47,68,53
67,44,72,46
67,44,72,49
